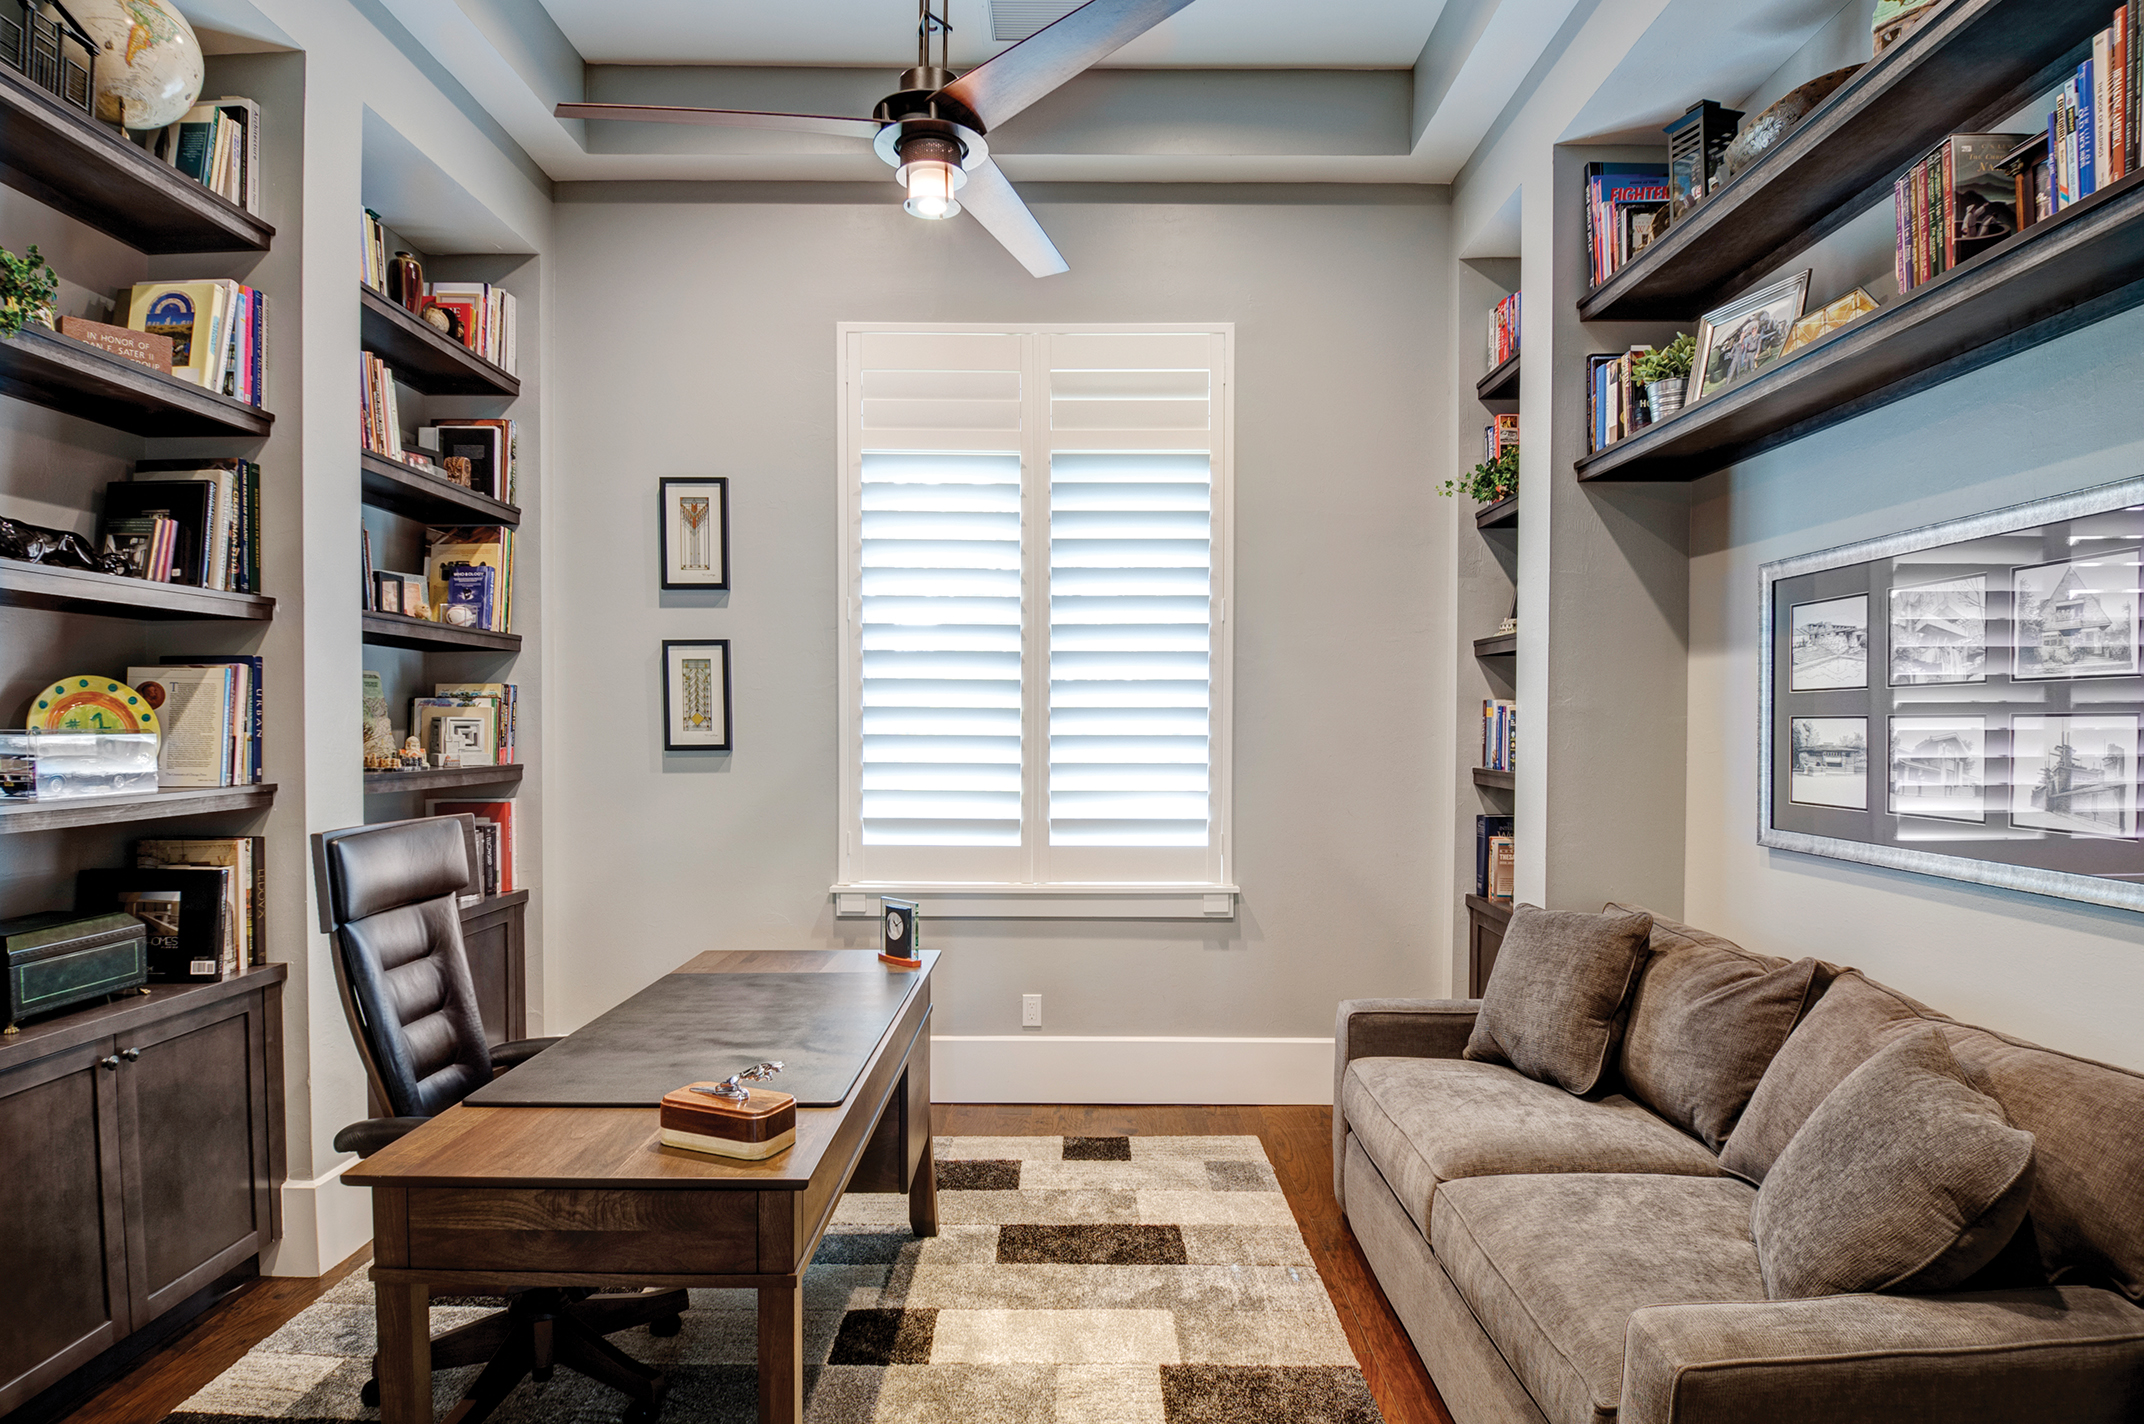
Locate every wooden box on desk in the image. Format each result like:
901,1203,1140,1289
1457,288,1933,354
659,1084,797,1160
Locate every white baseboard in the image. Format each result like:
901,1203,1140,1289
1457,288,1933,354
261,1154,372,1277
931,1035,1335,1105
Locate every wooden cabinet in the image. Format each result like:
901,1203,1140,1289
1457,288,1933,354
0,969,284,1415
1464,895,1512,998
459,891,529,1045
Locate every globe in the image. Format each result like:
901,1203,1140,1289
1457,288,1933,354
68,0,205,131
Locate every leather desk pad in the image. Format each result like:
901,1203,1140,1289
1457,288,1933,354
466,972,917,1108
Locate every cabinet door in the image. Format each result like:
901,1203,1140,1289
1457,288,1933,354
115,992,271,1328
461,913,512,1047
0,1037,129,1414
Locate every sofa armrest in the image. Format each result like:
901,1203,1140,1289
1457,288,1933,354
1331,998,1480,1208
1621,1287,2144,1424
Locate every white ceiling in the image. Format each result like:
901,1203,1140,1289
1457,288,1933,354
536,0,1448,69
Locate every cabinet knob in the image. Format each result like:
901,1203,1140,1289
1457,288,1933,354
119,1047,141,1062
99,1055,120,1071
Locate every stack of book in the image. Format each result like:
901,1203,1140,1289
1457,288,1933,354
1482,698,1518,773
1585,163,1668,288
76,838,264,979
119,280,268,406
99,460,262,592
1894,133,2036,295
1486,291,1521,368
128,659,264,787
425,281,517,374
99,511,180,582
361,352,406,457
1475,815,1515,900
145,98,261,214
361,209,391,290
426,526,514,633
429,798,517,898
1586,346,1654,452
1482,413,1518,464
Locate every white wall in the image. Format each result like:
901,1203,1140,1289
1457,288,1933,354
544,183,1452,1099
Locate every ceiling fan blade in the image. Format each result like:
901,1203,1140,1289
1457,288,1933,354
553,102,883,141
941,0,1198,131
960,161,1068,278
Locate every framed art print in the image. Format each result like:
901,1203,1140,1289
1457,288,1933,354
1760,478,2144,913
660,477,730,591
662,639,732,751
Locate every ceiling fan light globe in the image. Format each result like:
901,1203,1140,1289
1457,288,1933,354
901,157,965,220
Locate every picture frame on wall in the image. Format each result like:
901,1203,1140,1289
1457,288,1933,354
659,477,730,591
1690,270,1810,405
1759,477,2144,914
662,639,732,752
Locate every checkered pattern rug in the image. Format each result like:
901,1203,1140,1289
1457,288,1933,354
164,1134,1381,1423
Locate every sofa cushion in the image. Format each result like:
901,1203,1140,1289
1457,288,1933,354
1718,971,1925,1183
1342,1056,1723,1236
1463,904,1653,1094
1432,1173,1767,1424
1614,921,1820,1151
1753,1027,2036,1299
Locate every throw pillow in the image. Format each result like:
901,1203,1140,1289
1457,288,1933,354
1619,943,1821,1151
1719,971,1924,1183
1750,1026,2035,1299
1463,904,1652,1095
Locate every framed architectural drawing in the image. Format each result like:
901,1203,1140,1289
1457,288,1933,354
660,477,730,590
1761,479,2144,912
662,639,732,751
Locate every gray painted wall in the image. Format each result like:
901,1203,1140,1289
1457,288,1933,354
1687,305,2144,1072
541,185,1455,1045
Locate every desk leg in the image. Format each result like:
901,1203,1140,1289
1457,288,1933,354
376,1281,431,1423
909,1134,938,1237
758,1277,803,1424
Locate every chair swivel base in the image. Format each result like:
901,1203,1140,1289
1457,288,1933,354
362,1287,688,1424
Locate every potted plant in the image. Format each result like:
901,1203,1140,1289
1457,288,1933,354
0,245,58,338
1438,446,1518,506
1634,333,1696,420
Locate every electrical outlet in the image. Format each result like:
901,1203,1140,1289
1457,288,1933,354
1021,994,1042,1028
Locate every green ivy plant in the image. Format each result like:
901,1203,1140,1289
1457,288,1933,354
0,245,58,338
1634,332,1696,385
1437,446,1518,504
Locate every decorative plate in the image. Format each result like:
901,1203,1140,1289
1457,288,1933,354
27,675,159,736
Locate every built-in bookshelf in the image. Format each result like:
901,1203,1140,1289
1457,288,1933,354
358,284,519,398
360,448,520,525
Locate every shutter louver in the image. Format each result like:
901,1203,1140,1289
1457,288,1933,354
861,451,1023,845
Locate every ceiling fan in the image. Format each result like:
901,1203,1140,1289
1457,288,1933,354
554,0,1199,277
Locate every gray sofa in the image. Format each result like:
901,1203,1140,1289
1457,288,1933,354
1332,909,2144,1424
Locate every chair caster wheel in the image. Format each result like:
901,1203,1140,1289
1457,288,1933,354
647,1314,683,1337
622,1403,662,1424
360,1378,381,1407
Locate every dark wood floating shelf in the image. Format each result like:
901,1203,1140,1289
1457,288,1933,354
1578,168,2144,482
0,324,274,436
360,449,520,526
361,611,522,654
0,66,273,254
1476,353,1520,402
460,889,529,920
0,783,276,835
0,558,275,621
1473,767,1515,791
1474,495,1518,530
1578,0,2111,321
1473,633,1517,658
359,285,520,398
1464,893,1513,924
363,763,525,795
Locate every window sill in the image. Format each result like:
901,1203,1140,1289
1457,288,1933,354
831,884,1239,920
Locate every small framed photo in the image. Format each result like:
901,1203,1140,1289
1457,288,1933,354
1691,270,1811,404
1789,716,1868,810
662,639,732,751
660,477,730,591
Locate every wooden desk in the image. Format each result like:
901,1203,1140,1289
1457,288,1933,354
344,950,937,1424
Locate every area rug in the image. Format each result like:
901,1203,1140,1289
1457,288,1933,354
163,1135,1381,1423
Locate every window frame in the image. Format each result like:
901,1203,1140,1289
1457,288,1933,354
832,322,1236,919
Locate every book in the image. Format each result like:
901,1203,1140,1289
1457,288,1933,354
137,458,258,592
128,665,232,788
1475,815,1515,898
428,424,506,499
1896,134,2035,293
444,564,496,630
103,480,213,586
362,209,388,290
101,515,175,581
429,799,517,894
134,839,259,972
78,866,232,980
122,280,224,387
162,655,264,785
425,526,512,631
1487,837,1516,902
1583,163,1668,287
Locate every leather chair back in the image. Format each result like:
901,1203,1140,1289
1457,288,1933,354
311,816,493,1118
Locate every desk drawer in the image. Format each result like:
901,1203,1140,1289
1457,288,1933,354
405,1188,760,1274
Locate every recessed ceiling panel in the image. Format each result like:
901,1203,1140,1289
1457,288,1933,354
538,0,1444,68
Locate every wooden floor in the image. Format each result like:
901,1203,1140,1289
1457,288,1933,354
58,1104,1451,1424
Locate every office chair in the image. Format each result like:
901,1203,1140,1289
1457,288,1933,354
312,815,688,1424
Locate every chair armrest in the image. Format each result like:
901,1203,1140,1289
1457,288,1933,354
1621,1287,2144,1424
491,1036,563,1070
1332,999,1480,1207
333,1116,432,1158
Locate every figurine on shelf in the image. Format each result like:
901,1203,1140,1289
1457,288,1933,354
397,736,426,771
441,456,475,490
0,517,130,575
